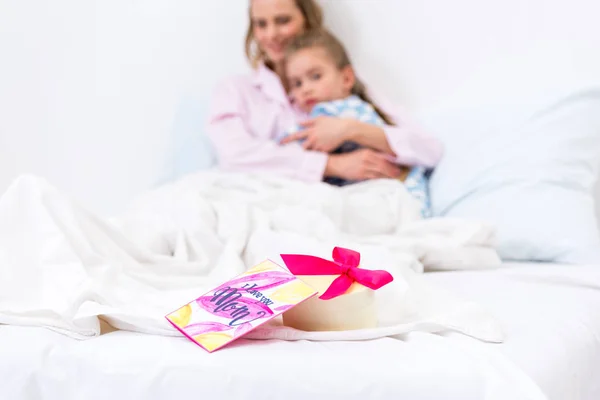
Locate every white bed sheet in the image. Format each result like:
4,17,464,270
1,262,599,400
429,263,600,400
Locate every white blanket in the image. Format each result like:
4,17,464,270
0,171,502,343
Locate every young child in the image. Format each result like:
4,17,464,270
279,29,432,218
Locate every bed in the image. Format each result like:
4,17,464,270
1,1,600,400
1,168,600,400
1,262,600,400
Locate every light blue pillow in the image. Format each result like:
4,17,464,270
164,94,216,185
427,89,600,264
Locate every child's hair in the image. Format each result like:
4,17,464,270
284,29,395,126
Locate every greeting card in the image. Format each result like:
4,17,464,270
166,260,318,352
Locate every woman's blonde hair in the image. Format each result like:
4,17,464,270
285,29,395,125
245,0,324,68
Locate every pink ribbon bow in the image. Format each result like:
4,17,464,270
280,247,394,300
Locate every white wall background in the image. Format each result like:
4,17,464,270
1,0,599,215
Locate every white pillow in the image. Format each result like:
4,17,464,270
427,89,600,264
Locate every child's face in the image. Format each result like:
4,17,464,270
286,47,355,113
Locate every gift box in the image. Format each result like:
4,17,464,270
280,247,394,332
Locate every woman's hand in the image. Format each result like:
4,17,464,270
324,148,404,181
282,116,396,156
280,116,352,152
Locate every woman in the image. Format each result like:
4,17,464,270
206,0,442,183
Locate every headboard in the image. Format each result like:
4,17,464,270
0,0,598,215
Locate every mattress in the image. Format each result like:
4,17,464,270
1,262,599,400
